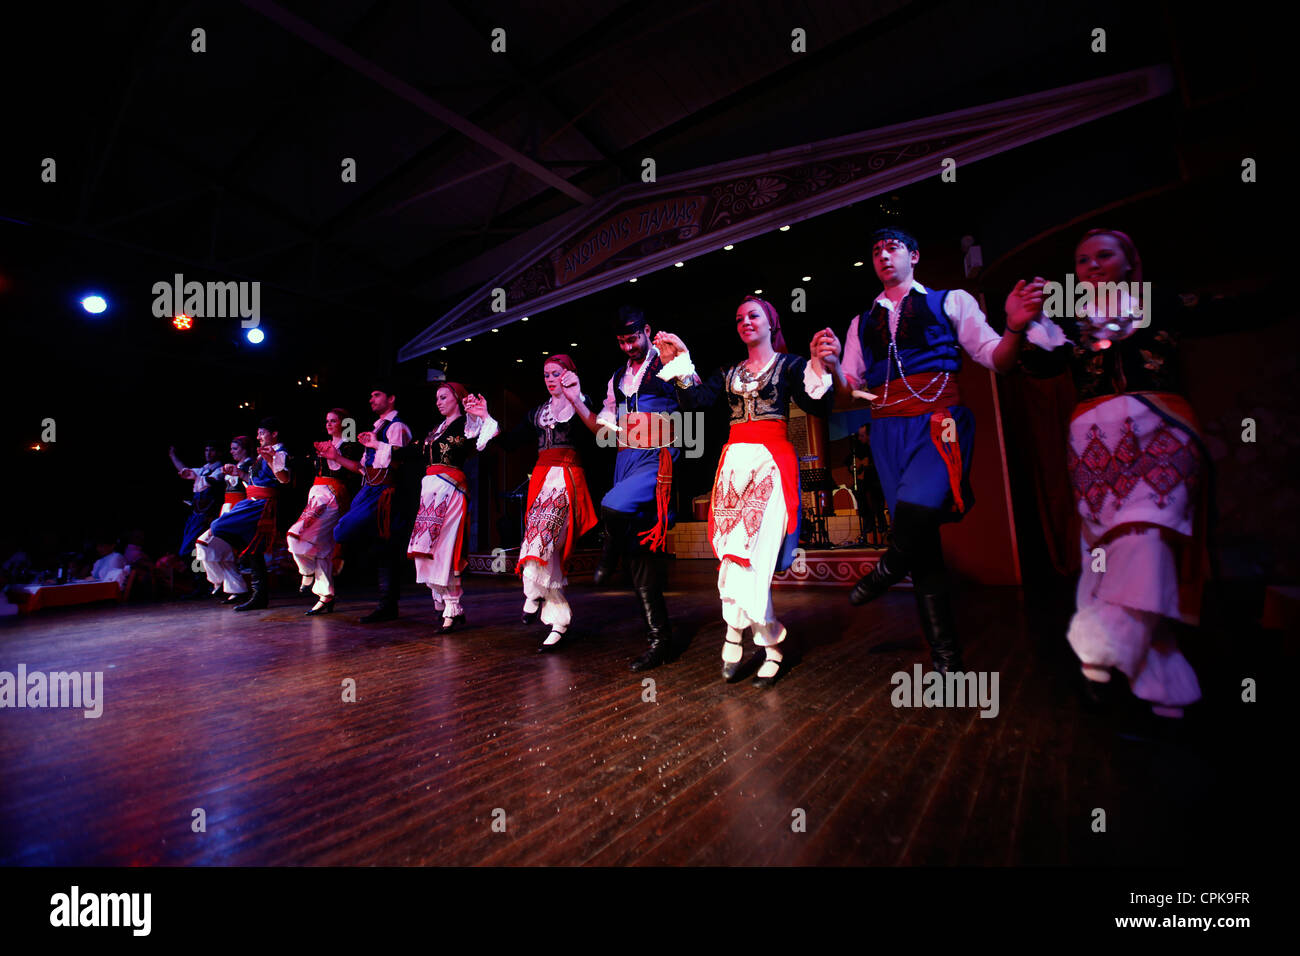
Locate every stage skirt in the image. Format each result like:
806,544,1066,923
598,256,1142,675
709,423,796,640
407,466,469,588
287,478,348,559
1065,392,1207,708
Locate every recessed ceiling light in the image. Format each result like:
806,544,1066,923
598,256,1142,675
802,276,811,282
521,316,529,322
492,328,499,332
753,289,763,294
779,225,790,232
674,261,684,268
853,261,864,267
723,244,734,251
629,277,638,283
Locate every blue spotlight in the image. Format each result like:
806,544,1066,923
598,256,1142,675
246,327,265,345
80,294,108,314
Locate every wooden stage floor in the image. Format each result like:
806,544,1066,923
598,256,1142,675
0,564,1281,867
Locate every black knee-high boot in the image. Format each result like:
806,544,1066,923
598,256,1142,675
848,500,936,606
234,551,269,611
594,507,628,586
361,540,400,623
900,505,963,673
627,549,679,671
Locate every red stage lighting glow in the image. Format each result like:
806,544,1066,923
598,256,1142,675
173,313,193,330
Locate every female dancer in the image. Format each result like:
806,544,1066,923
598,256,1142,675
489,355,599,650
654,296,830,686
287,408,364,615
1020,229,1206,719
405,383,498,632
194,435,255,601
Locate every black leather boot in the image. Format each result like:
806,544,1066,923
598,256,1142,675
915,591,963,673
360,567,398,623
628,553,680,672
848,550,908,606
234,553,268,611
593,508,626,586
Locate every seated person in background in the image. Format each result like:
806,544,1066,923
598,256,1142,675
90,538,128,588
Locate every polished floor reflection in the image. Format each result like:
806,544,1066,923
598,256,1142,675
0,566,1276,866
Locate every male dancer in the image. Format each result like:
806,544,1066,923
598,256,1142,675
195,436,255,601
208,418,293,611
811,228,1042,672
170,440,225,592
562,305,688,671
332,384,411,623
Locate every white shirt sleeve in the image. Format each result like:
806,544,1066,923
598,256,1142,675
657,352,697,386
945,288,1002,372
369,420,411,469
596,376,618,430
841,315,867,389
462,413,500,451
1026,314,1071,350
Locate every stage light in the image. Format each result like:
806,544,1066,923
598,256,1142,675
754,289,763,294
492,328,499,332
853,261,864,267
465,338,472,342
723,245,734,251
516,358,523,363
674,261,684,268
542,351,549,355
629,277,637,283
802,276,811,282
570,342,577,347
172,313,193,330
80,294,107,314
246,327,265,344
440,346,448,351
779,225,790,232
521,316,529,322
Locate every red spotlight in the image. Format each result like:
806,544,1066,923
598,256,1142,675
173,313,193,330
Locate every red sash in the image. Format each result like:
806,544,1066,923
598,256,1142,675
312,475,350,510
223,490,244,506
517,448,599,572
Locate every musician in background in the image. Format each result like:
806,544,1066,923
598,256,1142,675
846,425,888,545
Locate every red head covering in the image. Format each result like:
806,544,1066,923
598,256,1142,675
739,295,788,353
438,381,470,404
543,353,577,374
1076,228,1143,284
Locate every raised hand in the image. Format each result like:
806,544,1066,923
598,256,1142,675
316,441,339,460
1006,277,1047,331
222,463,240,476
463,393,488,418
654,331,687,363
357,431,378,449
559,372,583,406
178,468,196,481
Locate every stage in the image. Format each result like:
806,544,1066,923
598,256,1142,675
0,564,1278,866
